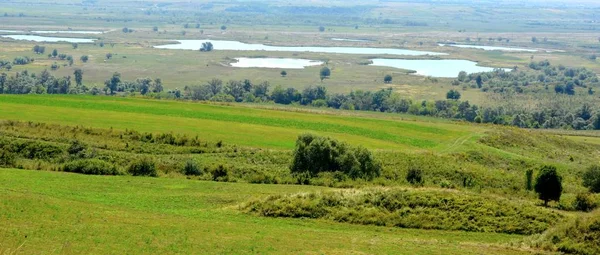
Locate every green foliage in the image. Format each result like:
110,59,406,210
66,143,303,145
583,165,600,193
535,165,563,206
63,159,120,175
243,188,562,235
535,210,600,255
127,158,158,177
319,67,331,81
290,134,381,180
384,74,392,84
183,159,202,176
67,139,87,156
0,149,17,167
573,193,597,212
211,164,228,181
526,169,534,191
446,89,461,100
406,166,424,186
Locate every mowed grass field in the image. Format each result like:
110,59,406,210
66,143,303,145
0,94,482,151
0,169,535,254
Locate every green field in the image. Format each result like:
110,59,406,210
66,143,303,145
0,169,538,254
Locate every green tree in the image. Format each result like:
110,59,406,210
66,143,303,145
583,165,600,193
72,43,78,49
525,169,534,191
446,89,461,100
476,75,483,88
384,74,393,84
280,70,287,77
406,166,424,186
220,25,227,30
74,69,83,86
319,26,325,32
534,165,563,206
104,72,121,95
153,26,158,32
52,49,58,58
200,42,213,52
80,55,89,63
105,53,113,60
320,67,331,81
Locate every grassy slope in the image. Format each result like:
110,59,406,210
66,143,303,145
0,169,535,255
0,94,478,150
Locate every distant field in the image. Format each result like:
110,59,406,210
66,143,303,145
0,169,537,254
0,94,480,150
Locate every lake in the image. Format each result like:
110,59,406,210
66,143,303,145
438,43,538,52
231,58,323,69
0,30,21,33
1,35,96,43
370,59,509,78
155,40,446,56
32,30,104,34
331,38,373,42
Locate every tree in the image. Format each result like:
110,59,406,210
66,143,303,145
72,43,78,49
207,78,223,95
534,165,563,206
446,89,461,100
320,67,331,81
475,75,483,88
583,165,600,193
153,26,158,32
220,25,227,31
200,42,213,52
384,74,393,84
105,53,113,60
319,26,325,32
122,27,132,33
152,78,163,93
52,49,58,58
80,55,89,63
74,69,83,86
531,37,538,43
104,72,121,95
33,45,45,54
280,70,287,77
457,71,467,82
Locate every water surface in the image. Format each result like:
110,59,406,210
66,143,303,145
331,38,373,42
155,40,446,56
231,58,323,69
1,35,95,43
32,30,104,34
370,59,509,78
438,43,538,52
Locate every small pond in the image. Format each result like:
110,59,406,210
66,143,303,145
32,30,104,34
438,43,538,52
370,59,510,78
1,35,96,43
230,58,323,69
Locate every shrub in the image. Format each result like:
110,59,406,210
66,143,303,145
0,149,17,167
526,169,534,191
406,166,424,186
183,160,202,176
128,158,158,177
290,133,381,180
583,165,600,193
68,140,87,155
535,165,563,206
573,193,597,212
63,159,120,175
211,165,228,181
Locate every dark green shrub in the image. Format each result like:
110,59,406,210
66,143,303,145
290,133,381,180
128,158,158,177
535,165,563,206
183,160,202,176
14,141,64,160
526,169,534,191
573,193,597,212
63,159,120,175
406,166,424,186
0,149,17,167
211,165,228,181
68,140,88,156
583,165,600,193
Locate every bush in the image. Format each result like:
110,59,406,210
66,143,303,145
63,159,120,175
583,165,600,193
211,165,228,181
290,134,381,180
183,160,202,176
573,193,597,212
0,149,17,167
68,140,87,155
406,166,424,186
128,158,158,177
